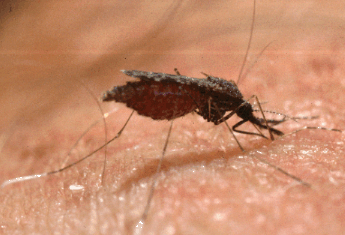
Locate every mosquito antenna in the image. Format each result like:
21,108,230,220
236,0,256,85
1,110,135,189
136,120,174,230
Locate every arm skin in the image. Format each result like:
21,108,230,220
0,1,344,234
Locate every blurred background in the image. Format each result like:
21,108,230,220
1,0,344,133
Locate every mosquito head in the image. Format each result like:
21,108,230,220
236,101,254,120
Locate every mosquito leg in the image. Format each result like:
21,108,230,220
236,0,256,85
138,120,174,226
213,103,244,152
61,109,117,172
76,80,109,184
232,118,312,187
283,126,342,137
252,95,274,140
1,110,135,189
208,97,212,121
174,68,181,75
251,155,311,187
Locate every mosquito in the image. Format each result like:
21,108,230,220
1,0,341,233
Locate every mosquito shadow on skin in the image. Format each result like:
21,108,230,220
115,143,264,193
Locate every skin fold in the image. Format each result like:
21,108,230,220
0,1,344,234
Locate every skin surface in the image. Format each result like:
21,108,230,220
0,0,345,234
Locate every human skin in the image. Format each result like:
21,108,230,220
0,0,345,234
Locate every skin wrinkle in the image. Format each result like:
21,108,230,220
0,1,345,234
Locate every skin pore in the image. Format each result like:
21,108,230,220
0,1,344,234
